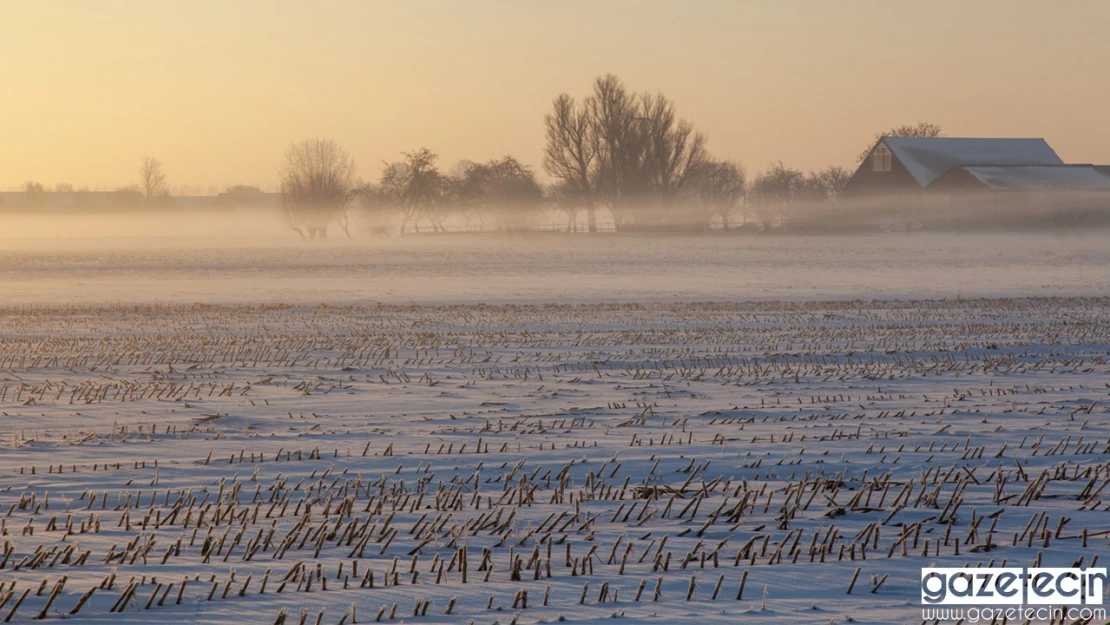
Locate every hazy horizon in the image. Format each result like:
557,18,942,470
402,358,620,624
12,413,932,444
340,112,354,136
4,0,1109,190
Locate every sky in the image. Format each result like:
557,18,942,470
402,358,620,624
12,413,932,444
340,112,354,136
2,0,1108,191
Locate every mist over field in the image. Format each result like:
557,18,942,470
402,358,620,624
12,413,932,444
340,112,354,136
0,209,1108,306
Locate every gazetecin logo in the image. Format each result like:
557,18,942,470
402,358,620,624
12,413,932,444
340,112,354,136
920,567,1107,622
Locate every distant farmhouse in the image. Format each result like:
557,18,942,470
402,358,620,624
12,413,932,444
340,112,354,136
844,137,1110,197
841,137,1110,231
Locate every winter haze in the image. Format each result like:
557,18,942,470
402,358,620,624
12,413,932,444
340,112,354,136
1,3,1109,625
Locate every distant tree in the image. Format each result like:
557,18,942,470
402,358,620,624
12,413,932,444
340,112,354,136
53,182,74,193
114,185,144,208
856,122,943,163
21,181,47,209
590,75,710,227
749,162,804,232
378,148,447,234
543,93,599,231
356,183,394,236
278,138,357,241
547,182,587,232
688,159,746,232
139,156,167,200
789,166,854,206
545,74,710,230
225,184,263,194
813,166,852,201
636,90,710,208
587,74,645,225
149,191,176,208
796,174,829,203
455,156,543,232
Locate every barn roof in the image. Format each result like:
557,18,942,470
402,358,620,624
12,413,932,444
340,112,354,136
882,137,1064,187
956,165,1110,190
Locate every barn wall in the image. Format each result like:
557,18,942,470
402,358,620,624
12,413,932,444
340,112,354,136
841,143,923,198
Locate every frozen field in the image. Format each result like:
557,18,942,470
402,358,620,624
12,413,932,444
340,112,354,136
0,297,1108,624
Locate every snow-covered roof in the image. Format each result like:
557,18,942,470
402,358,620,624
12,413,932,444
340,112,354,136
957,165,1110,190
882,137,1063,187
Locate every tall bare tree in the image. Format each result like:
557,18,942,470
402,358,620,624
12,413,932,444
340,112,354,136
544,74,711,231
139,156,167,201
543,93,599,232
591,75,710,228
634,90,710,225
588,74,646,226
278,138,357,241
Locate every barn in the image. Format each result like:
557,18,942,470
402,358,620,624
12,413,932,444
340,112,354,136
841,137,1110,231
842,137,1073,197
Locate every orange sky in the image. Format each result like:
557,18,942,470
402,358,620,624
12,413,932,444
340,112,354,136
2,0,1108,191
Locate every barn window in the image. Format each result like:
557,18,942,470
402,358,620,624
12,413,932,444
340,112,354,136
871,144,892,172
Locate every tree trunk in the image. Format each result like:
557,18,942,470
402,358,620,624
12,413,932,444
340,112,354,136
587,207,597,233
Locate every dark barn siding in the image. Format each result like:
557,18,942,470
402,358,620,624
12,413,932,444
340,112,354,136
841,142,923,198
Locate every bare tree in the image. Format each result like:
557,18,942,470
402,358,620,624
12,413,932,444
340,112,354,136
689,159,746,232
543,93,599,231
455,156,543,232
545,75,712,231
278,138,357,241
588,74,646,226
638,92,709,204
21,181,47,209
139,156,167,200
856,122,943,163
749,162,804,232
814,166,852,201
225,184,263,194
587,75,710,229
548,182,587,232
356,183,394,236
114,185,145,209
378,148,447,234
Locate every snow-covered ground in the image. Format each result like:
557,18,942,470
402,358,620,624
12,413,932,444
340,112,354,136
1,296,1108,624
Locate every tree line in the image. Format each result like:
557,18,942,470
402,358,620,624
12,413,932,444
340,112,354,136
278,75,940,240
8,156,177,210
6,73,942,239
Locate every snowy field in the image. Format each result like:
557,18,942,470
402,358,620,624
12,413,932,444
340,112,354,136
1,294,1109,624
